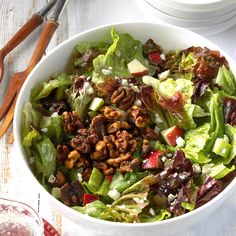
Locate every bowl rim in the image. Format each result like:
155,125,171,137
13,21,236,228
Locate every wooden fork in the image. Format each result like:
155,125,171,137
0,0,68,139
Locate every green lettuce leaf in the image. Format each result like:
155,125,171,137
224,124,236,164
40,114,63,142
109,171,148,194
208,162,235,179
93,28,154,81
184,123,211,163
22,127,41,147
139,209,172,222
216,65,236,96
31,73,72,104
36,137,57,179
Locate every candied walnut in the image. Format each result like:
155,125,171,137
91,141,107,160
56,144,70,165
119,158,140,173
104,135,119,158
107,121,130,134
106,153,131,167
111,87,135,110
141,127,158,140
74,157,90,168
115,130,137,153
93,162,115,175
54,170,66,187
141,139,152,158
71,129,99,154
103,106,122,120
82,168,92,182
65,150,81,169
91,115,105,139
130,106,151,128
62,111,83,134
61,180,84,206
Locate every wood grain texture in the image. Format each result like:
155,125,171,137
0,0,236,236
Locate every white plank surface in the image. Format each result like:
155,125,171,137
0,0,236,235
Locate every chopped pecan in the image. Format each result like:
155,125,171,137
107,121,130,134
74,156,90,168
130,106,151,128
61,180,84,206
91,141,107,160
111,87,135,110
106,153,131,167
62,111,83,134
65,150,81,169
103,106,123,120
119,158,140,173
93,162,115,175
91,115,105,139
141,139,152,158
56,144,70,165
54,170,66,187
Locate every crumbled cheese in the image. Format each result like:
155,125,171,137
161,156,166,162
108,189,120,200
134,99,142,106
121,79,129,86
130,83,140,93
202,164,214,175
102,68,112,75
154,126,160,134
77,173,83,182
84,82,94,95
176,137,185,148
167,153,173,158
52,112,59,117
158,70,170,80
133,198,144,204
149,208,155,216
155,113,163,123
108,66,113,70
167,193,176,203
192,163,201,174
48,175,56,183
41,128,48,133
160,54,166,60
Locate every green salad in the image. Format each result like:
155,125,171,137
22,28,236,223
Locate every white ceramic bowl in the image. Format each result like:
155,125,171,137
14,22,236,236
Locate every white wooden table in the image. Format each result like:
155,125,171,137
0,0,236,235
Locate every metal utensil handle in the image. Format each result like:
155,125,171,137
0,0,57,57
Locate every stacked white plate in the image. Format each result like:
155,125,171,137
135,0,236,35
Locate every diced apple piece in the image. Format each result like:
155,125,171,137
212,138,232,158
83,193,99,205
141,150,164,170
127,59,148,77
161,125,184,147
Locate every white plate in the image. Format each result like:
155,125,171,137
161,0,236,10
146,0,236,19
136,0,236,35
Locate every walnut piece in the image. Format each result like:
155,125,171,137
130,106,151,128
103,106,122,120
62,111,83,134
107,121,130,134
65,150,81,169
111,87,135,110
119,158,140,173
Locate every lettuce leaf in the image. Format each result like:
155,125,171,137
109,171,148,194
93,28,155,81
31,73,72,104
224,124,236,164
216,65,236,96
139,209,172,222
184,123,211,163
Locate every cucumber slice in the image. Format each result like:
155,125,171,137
89,97,105,111
212,138,232,158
